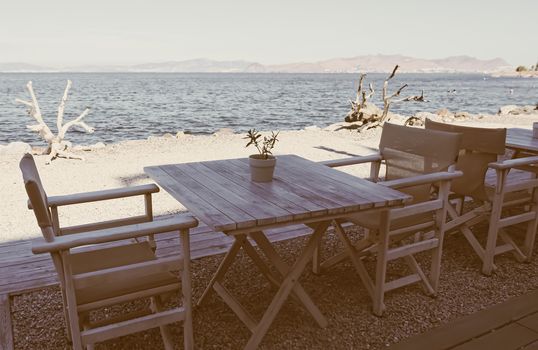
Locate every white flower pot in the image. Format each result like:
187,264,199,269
249,155,276,182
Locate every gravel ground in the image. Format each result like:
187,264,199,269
10,221,538,350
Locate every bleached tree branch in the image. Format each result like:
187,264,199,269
356,73,366,104
15,81,56,144
381,66,408,122
15,80,94,163
57,80,72,133
14,99,33,108
27,81,43,123
58,107,94,139
343,64,427,131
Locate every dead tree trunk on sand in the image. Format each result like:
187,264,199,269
345,73,375,123
342,65,426,131
15,80,94,163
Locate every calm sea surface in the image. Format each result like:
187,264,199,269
0,73,536,145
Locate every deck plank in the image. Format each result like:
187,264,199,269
388,289,538,350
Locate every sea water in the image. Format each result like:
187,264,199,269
0,73,536,145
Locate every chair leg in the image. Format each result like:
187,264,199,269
80,313,94,350
404,255,435,296
373,210,390,316
524,191,538,259
312,225,326,275
483,196,504,275
431,184,449,293
59,288,73,343
499,230,526,262
60,252,83,350
429,244,442,293
151,296,174,350
180,229,194,350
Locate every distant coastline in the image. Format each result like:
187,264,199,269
0,54,512,74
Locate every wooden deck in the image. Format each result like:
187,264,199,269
389,289,538,350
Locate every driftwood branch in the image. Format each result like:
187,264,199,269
399,90,427,102
345,73,377,122
342,64,428,131
15,80,94,163
356,73,366,104
381,65,408,122
361,83,374,108
58,107,94,139
57,80,72,132
15,82,56,144
388,65,398,80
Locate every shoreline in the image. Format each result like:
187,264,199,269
2,104,537,150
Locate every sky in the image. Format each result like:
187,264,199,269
0,0,536,66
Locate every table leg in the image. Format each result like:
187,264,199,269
241,238,281,287
373,210,390,316
199,223,329,349
245,223,329,350
197,235,246,306
333,220,375,299
243,233,332,319
249,221,329,328
311,234,323,275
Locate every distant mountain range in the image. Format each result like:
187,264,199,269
0,55,512,73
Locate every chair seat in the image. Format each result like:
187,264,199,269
344,211,433,231
69,242,178,306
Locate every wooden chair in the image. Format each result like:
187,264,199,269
20,153,198,350
319,123,463,316
425,119,538,275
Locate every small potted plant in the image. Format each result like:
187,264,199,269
244,129,279,182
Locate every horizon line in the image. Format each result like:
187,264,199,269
0,53,514,69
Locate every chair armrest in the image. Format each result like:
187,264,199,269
489,156,538,170
380,171,463,190
318,154,382,168
32,215,198,254
29,184,160,209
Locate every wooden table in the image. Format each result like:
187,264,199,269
506,128,538,154
145,155,410,349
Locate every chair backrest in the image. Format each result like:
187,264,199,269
425,119,506,200
20,154,55,242
379,123,462,203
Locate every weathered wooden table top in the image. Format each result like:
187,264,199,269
145,155,411,233
506,128,538,153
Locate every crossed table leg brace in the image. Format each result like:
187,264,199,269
197,221,330,350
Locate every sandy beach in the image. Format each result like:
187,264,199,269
1,112,537,243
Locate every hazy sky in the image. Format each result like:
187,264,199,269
1,0,536,66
